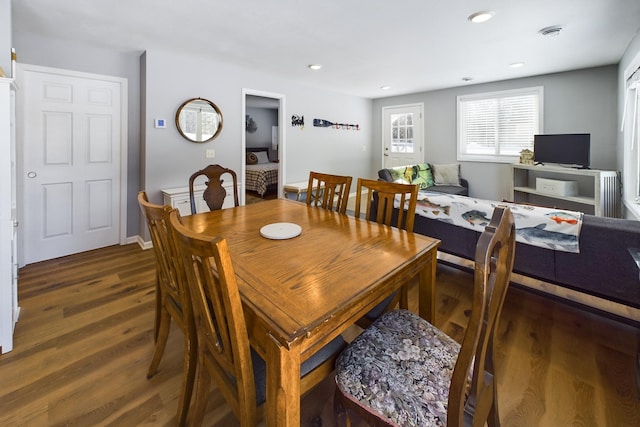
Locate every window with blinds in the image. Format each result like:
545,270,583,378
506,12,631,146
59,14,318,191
457,86,543,162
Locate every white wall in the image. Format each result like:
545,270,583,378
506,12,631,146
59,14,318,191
141,49,373,235
372,65,618,201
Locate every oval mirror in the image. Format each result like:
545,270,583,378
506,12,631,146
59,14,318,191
175,97,223,143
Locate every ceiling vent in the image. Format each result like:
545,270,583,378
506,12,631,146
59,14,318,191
539,25,564,37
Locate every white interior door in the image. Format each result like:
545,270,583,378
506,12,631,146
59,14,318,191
20,66,126,264
382,104,424,168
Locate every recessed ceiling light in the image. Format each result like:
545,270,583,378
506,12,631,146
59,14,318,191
510,62,525,68
539,25,564,37
468,11,495,23
461,77,473,82
380,86,391,90
308,64,322,70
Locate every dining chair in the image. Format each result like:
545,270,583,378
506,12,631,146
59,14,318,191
137,191,197,427
353,178,419,328
354,177,419,231
137,192,162,342
189,164,240,214
168,210,347,427
334,206,516,427
306,171,353,214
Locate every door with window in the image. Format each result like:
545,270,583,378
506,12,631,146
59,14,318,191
382,104,424,168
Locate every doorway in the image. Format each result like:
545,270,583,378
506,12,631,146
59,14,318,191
17,64,128,265
242,89,285,204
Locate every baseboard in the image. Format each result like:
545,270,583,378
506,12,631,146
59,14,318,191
134,235,152,250
437,252,640,323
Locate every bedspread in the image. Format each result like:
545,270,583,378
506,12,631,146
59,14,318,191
246,162,278,196
396,192,584,253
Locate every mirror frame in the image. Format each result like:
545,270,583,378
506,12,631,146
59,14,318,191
175,97,224,143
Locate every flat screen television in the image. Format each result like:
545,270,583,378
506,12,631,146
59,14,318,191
533,133,591,169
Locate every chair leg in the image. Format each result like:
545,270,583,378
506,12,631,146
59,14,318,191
147,307,171,378
333,385,352,427
189,356,212,427
399,283,409,310
153,272,161,342
487,397,500,427
176,328,198,427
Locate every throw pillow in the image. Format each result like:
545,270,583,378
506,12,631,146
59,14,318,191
255,151,270,164
393,178,411,185
432,163,461,186
413,163,435,189
388,164,434,190
247,151,258,165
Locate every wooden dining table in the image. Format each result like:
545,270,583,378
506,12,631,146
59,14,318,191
180,198,440,426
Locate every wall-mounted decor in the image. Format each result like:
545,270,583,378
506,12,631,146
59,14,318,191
175,97,223,143
291,115,304,129
313,118,360,130
245,115,257,133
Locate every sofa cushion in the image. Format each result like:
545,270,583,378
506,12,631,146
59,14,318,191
431,163,462,187
423,185,467,196
554,215,640,308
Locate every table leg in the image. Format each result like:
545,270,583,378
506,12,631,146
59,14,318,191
266,334,301,426
418,249,437,323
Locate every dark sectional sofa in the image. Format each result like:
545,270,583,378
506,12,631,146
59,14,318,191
377,165,469,196
377,167,640,311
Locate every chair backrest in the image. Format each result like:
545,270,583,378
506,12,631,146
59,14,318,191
448,206,516,426
168,210,258,425
354,178,419,231
306,171,353,214
189,164,240,214
137,191,189,311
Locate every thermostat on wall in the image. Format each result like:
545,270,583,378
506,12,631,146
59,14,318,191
154,119,166,129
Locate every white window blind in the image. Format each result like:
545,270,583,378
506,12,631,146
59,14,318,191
457,86,543,162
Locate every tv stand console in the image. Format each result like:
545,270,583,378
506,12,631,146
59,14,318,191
511,163,620,217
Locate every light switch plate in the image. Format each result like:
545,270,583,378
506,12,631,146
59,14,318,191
206,149,215,159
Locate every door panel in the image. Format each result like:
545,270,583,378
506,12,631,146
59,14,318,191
382,104,424,169
22,67,123,264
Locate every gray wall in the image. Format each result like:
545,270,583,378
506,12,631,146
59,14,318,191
9,22,638,241
246,106,278,160
11,38,373,240
142,49,372,237
372,66,618,201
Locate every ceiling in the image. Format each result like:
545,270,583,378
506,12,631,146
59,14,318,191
11,0,640,99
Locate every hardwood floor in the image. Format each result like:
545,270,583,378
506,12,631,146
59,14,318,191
1,243,638,426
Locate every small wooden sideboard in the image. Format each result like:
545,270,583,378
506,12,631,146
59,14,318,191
161,183,236,216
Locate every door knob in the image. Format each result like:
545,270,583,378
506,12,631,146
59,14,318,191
27,171,37,178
